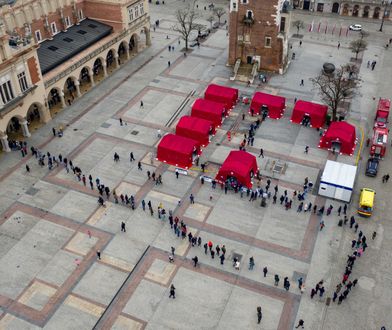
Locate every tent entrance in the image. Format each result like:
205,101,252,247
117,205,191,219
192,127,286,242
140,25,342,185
261,105,269,120
301,114,310,126
331,141,341,153
226,176,240,190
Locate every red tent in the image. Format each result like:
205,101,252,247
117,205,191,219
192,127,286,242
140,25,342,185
318,121,356,155
157,134,201,169
215,150,258,188
290,100,328,128
249,92,286,119
191,99,225,128
176,116,213,147
204,84,238,110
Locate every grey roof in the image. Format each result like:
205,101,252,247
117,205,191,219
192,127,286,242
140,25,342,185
37,18,113,75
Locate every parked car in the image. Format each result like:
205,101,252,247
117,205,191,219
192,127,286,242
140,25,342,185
198,29,210,38
349,24,362,31
189,40,199,47
365,157,379,177
212,22,220,29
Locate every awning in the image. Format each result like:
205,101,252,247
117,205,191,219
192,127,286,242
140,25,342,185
215,150,258,188
249,92,286,119
291,100,328,128
318,121,356,155
204,84,238,110
176,116,213,147
191,98,225,127
156,134,201,169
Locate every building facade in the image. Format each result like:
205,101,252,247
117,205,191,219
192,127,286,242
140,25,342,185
228,0,291,74
293,0,391,19
0,0,150,152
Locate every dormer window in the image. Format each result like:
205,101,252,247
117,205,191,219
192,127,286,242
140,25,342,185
247,10,253,19
242,0,248,3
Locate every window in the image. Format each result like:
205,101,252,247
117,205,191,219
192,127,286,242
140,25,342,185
233,2,237,9
246,10,253,19
265,37,272,48
65,16,71,27
128,8,134,21
242,0,248,3
0,80,15,104
134,5,139,18
18,72,29,92
35,30,42,42
280,17,286,33
139,3,144,15
51,22,57,34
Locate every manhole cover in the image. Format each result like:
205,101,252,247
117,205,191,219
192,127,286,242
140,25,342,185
101,123,111,128
131,130,139,135
25,187,39,196
273,164,284,173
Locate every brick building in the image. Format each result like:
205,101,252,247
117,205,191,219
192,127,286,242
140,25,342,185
228,0,291,75
0,0,150,152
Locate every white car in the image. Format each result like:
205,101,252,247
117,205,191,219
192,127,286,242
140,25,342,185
349,24,362,31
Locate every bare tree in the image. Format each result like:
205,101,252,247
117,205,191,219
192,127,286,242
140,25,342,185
310,64,360,121
213,7,226,25
292,20,304,36
172,2,203,50
349,39,368,60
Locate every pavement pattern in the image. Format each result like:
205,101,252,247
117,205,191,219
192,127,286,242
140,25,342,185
1,1,392,329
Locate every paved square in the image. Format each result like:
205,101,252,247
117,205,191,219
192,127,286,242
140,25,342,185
1,2,391,329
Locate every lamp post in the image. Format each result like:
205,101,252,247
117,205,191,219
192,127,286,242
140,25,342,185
379,0,392,32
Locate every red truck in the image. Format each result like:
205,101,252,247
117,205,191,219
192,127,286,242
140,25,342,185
370,127,388,159
374,98,390,128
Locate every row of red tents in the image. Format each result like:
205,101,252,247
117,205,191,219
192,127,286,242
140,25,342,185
156,85,357,187
156,84,238,169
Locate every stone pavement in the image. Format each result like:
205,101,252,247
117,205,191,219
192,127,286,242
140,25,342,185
1,2,392,329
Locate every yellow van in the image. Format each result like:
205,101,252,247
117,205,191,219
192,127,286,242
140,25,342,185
358,188,375,217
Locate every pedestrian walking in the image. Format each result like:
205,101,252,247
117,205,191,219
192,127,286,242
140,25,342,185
372,231,377,240
337,42,340,50
298,277,303,289
140,100,144,108
121,221,126,232
263,266,268,277
257,306,262,324
189,194,195,204
96,250,101,260
350,216,355,228
354,223,359,233
169,284,176,298
26,164,30,172
300,79,304,86
337,206,342,216
310,288,316,299
333,291,338,302
119,118,123,126
52,127,56,136
295,319,305,328
175,169,179,179
220,253,225,265
259,148,264,158
138,161,142,170
204,243,208,254
192,256,198,267
130,152,135,162
304,145,309,154
274,274,280,286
